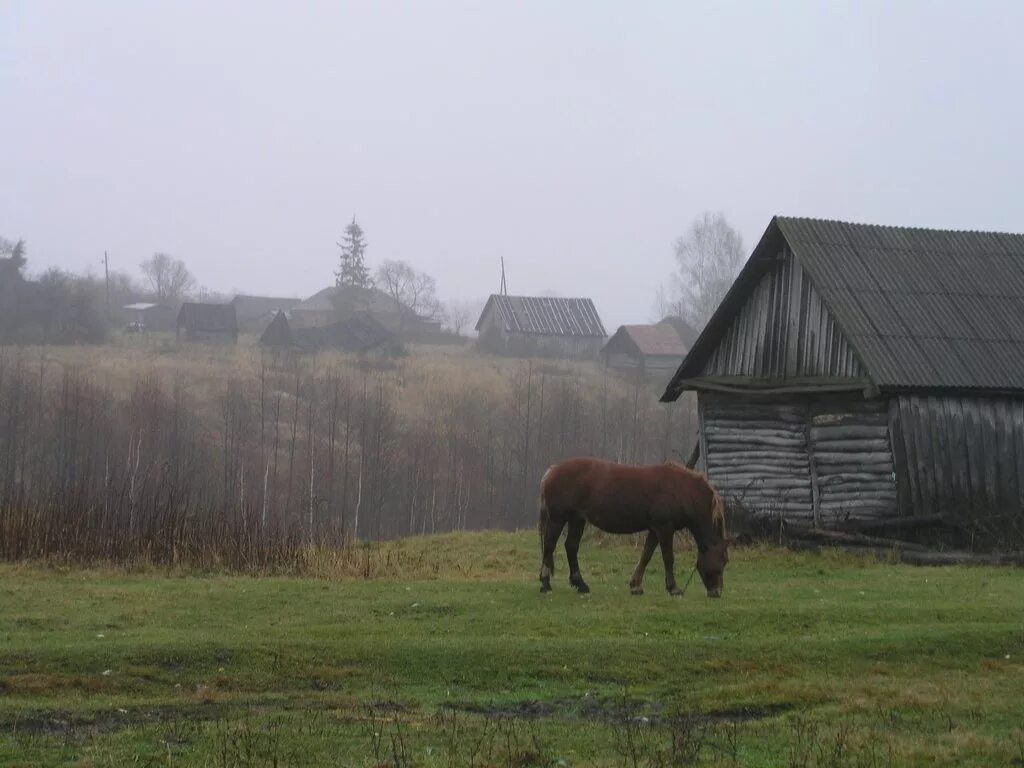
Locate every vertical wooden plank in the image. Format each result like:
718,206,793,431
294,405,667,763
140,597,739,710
996,398,1018,513
698,394,710,476
806,402,822,527
785,256,802,378
1013,399,1024,509
962,398,985,516
942,396,969,516
887,399,913,518
980,399,1001,513
928,396,954,518
909,396,936,515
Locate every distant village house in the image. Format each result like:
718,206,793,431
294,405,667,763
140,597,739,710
123,302,176,333
176,303,238,343
475,295,607,359
601,319,692,373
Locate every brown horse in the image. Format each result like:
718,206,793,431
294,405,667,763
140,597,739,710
538,458,732,597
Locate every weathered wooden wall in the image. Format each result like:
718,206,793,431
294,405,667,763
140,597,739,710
704,248,865,380
889,394,1024,518
479,314,604,360
701,393,897,522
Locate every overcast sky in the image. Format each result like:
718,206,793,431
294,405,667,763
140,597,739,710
3,1,1024,329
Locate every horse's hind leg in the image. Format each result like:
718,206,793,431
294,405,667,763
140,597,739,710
654,524,682,596
565,518,590,594
628,531,658,595
539,512,565,593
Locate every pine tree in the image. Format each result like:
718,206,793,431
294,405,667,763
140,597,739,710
335,218,372,289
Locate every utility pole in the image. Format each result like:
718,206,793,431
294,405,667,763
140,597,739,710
500,257,508,296
103,251,112,323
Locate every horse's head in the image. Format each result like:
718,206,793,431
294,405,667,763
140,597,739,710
696,538,734,598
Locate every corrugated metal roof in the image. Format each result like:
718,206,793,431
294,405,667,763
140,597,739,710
662,216,1024,399
475,295,606,337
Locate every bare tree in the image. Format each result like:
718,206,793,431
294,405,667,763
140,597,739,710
659,212,745,328
375,259,441,332
140,253,196,303
443,300,475,336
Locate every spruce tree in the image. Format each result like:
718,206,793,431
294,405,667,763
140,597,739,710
335,218,372,289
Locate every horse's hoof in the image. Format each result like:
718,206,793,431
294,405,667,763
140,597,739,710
668,588,683,597
630,586,644,596
573,583,591,594
540,583,552,593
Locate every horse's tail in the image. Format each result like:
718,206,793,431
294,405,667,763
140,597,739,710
539,466,554,571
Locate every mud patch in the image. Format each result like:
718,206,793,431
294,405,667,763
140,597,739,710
443,696,793,725
0,702,235,742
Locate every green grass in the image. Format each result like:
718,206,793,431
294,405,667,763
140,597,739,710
0,532,1022,766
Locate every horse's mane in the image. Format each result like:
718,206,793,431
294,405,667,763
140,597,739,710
711,488,727,539
668,461,727,539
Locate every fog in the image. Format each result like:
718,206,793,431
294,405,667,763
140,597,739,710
3,1,1024,329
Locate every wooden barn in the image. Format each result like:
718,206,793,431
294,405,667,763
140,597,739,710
601,321,690,373
176,303,238,343
475,294,606,359
661,216,1024,530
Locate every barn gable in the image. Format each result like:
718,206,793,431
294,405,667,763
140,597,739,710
701,249,866,384
664,216,1024,401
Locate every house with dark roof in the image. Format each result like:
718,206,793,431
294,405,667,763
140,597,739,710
176,303,238,343
231,294,301,333
290,285,399,329
475,295,606,359
661,215,1024,538
601,322,690,373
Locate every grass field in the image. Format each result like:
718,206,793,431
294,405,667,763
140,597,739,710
1,532,1022,767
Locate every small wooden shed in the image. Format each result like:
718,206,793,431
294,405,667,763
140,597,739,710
601,322,690,373
661,216,1024,529
176,303,238,343
475,295,606,359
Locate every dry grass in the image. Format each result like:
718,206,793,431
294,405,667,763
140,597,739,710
0,340,696,568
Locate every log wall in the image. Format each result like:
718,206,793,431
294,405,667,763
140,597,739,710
701,393,897,522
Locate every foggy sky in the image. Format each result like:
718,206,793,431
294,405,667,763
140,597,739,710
3,1,1024,331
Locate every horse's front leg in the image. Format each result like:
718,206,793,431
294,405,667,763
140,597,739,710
628,530,658,595
564,518,590,593
654,525,681,596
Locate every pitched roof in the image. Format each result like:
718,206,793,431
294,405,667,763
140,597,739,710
606,324,689,357
259,311,294,348
231,294,300,322
177,303,238,333
292,285,399,314
475,295,606,337
657,316,700,348
662,216,1024,399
